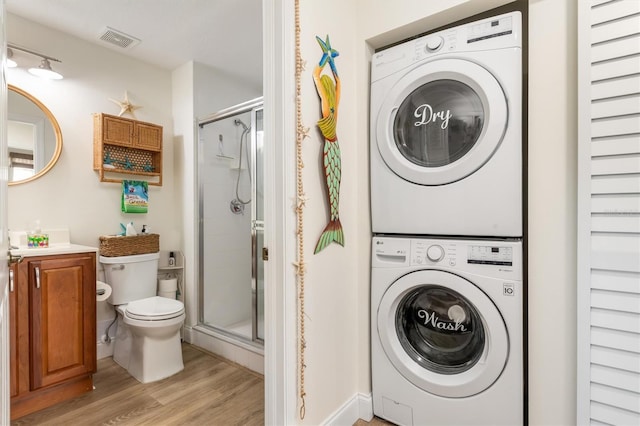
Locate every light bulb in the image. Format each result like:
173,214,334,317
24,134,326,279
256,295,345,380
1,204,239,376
28,58,63,80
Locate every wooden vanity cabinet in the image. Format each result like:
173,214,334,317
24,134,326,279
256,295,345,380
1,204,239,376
10,252,97,420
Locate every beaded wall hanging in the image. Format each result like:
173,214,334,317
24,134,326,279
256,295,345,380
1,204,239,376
294,0,309,419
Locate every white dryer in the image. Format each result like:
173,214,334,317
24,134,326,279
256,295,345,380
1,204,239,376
370,12,522,237
371,235,523,425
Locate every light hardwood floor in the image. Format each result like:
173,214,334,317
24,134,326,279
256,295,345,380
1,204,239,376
354,417,395,426
12,343,264,426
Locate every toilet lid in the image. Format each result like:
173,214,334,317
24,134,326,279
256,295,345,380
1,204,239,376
125,296,185,321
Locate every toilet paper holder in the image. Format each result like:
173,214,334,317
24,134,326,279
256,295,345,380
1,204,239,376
96,281,112,302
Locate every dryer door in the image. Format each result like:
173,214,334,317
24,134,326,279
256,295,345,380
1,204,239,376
377,269,509,398
375,58,508,185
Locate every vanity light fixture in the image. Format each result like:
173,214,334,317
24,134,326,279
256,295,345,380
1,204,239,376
7,48,17,68
7,43,63,80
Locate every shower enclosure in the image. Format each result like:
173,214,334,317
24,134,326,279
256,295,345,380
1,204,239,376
197,98,264,346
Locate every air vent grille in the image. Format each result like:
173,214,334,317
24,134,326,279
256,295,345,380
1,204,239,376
99,27,140,49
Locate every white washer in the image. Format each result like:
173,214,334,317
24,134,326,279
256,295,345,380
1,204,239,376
370,12,522,237
371,236,523,425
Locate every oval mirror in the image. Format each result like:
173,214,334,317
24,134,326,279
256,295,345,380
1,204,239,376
7,85,63,185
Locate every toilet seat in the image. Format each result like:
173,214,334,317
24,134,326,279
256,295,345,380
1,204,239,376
125,296,185,321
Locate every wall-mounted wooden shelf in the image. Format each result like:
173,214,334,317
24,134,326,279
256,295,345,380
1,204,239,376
93,113,163,186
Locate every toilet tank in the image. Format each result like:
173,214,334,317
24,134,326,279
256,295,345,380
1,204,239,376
100,252,160,305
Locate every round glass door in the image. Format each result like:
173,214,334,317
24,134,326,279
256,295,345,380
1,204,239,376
394,80,484,168
375,58,508,185
396,285,485,375
377,270,508,397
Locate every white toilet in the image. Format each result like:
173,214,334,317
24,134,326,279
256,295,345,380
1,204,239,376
101,252,185,383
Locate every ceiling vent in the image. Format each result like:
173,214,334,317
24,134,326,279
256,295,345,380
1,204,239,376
98,27,140,49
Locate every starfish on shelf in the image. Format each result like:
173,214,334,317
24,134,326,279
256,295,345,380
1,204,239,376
121,156,136,170
109,90,142,118
103,150,114,165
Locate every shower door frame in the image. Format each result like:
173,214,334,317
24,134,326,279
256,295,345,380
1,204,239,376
197,97,264,347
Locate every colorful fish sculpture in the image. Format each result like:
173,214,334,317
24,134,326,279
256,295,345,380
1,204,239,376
313,35,344,254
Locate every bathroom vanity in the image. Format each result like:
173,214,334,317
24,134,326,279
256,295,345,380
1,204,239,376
9,244,97,420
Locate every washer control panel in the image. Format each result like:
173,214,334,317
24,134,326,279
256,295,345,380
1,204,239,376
410,240,457,266
468,245,513,266
372,236,522,278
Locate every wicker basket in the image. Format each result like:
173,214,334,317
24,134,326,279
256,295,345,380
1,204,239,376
99,234,159,257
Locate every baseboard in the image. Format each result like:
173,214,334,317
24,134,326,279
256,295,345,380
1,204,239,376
187,325,264,374
323,392,373,425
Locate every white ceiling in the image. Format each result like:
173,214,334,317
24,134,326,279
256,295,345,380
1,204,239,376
5,0,263,87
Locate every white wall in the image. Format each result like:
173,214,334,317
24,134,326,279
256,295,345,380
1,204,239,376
296,1,360,424
171,61,196,327
6,14,178,325
528,0,577,424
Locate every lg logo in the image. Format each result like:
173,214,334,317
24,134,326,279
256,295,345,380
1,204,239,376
503,283,515,296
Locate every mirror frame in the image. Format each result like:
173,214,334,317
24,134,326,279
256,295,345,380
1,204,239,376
8,84,63,186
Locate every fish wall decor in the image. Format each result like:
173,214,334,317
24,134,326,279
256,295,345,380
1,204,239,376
313,35,344,254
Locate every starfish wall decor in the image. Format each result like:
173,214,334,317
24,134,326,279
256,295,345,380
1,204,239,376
109,90,142,118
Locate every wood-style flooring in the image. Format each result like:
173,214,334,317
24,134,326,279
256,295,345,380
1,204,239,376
354,417,395,426
12,343,264,426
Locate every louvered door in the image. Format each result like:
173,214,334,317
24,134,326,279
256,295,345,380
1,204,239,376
578,1,640,424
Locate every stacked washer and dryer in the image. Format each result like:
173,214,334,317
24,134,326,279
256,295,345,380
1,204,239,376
370,12,524,426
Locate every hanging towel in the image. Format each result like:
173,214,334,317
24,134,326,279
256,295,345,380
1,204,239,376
121,180,149,214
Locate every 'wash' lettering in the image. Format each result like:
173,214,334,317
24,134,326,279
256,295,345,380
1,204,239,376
417,309,467,332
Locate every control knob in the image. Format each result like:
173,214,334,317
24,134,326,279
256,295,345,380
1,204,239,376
425,36,444,52
426,245,445,262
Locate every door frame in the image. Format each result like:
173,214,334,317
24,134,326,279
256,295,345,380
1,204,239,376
263,0,297,424
1,0,12,421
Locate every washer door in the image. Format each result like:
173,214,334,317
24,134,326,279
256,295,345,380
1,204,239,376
377,270,509,398
375,58,508,185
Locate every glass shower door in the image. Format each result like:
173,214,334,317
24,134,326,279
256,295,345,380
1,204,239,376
197,98,264,346
253,108,264,342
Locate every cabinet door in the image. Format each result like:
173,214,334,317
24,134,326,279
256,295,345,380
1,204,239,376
29,254,96,390
9,263,30,398
135,122,162,151
103,115,135,147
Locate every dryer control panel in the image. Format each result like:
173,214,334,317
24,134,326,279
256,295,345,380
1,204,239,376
467,15,514,44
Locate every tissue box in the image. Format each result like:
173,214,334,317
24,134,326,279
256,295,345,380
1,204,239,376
27,233,49,248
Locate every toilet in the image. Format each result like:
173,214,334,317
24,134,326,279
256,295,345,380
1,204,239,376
100,252,185,383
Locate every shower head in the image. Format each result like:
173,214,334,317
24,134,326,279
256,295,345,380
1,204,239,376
234,119,249,131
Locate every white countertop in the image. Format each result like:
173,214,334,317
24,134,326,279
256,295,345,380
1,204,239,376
11,244,99,258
